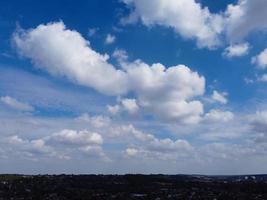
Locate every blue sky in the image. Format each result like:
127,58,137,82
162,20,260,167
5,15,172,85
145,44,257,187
1,0,267,174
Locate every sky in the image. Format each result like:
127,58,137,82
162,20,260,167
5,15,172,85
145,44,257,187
0,0,267,175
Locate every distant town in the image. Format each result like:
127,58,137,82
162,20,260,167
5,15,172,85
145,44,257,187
0,174,267,199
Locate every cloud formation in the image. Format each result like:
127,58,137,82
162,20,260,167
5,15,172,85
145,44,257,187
252,48,267,69
122,0,267,48
14,22,205,124
223,43,249,58
1,96,34,112
122,0,223,49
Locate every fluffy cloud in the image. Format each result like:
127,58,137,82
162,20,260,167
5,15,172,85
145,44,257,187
121,98,139,114
14,22,206,124
204,109,234,123
125,148,138,156
124,61,205,123
112,124,193,156
250,111,267,134
223,43,249,58
122,0,267,47
122,0,224,49
1,96,34,112
49,129,103,146
13,22,128,95
225,0,267,41
211,90,228,104
8,135,53,157
251,48,267,69
105,34,116,44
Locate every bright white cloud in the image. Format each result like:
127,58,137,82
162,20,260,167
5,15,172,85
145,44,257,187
121,98,139,114
13,22,128,96
14,22,206,124
252,48,267,69
223,43,249,58
204,109,234,123
122,0,267,48
211,90,228,104
49,129,103,146
124,61,205,123
105,34,116,44
0,96,34,112
122,0,224,49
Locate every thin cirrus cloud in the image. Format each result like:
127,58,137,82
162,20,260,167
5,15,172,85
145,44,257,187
13,21,205,124
0,96,34,112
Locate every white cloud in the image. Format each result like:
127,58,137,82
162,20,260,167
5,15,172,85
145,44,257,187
49,129,103,146
107,104,120,115
122,0,224,49
1,96,34,112
112,49,128,63
8,135,53,156
121,98,139,114
122,0,267,48
258,74,267,82
124,61,205,123
252,48,267,69
13,22,128,96
211,90,228,104
14,22,206,124
105,34,116,44
126,148,139,156
204,109,234,123
76,113,111,128
225,0,267,41
223,43,249,58
250,111,267,134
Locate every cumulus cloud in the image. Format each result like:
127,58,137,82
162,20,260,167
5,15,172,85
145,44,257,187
252,48,267,69
211,90,228,104
122,0,267,48
225,0,267,41
1,96,34,112
121,0,224,49
125,148,139,156
105,34,116,44
121,98,139,114
250,111,267,134
124,61,205,123
13,22,128,95
223,43,249,58
14,22,206,124
204,109,234,123
8,135,53,157
113,124,193,157
49,129,103,146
